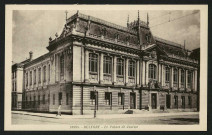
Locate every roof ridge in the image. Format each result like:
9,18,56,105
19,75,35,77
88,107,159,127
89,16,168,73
67,12,137,34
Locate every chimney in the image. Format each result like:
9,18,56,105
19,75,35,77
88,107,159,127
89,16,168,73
29,51,33,61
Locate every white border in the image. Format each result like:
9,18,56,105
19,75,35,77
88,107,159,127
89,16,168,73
5,5,208,131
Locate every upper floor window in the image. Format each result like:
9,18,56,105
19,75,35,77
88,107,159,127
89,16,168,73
181,70,185,85
128,60,135,77
103,56,112,75
165,67,170,82
48,64,50,82
30,71,32,85
43,66,46,82
34,69,36,84
173,68,178,83
89,53,98,73
38,68,41,84
60,55,64,78
149,64,156,79
187,71,192,88
117,58,124,76
26,72,28,86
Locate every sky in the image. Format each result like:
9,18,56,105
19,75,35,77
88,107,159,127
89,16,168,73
12,10,200,63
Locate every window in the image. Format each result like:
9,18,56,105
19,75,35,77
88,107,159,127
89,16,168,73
38,95,40,105
30,71,32,85
105,92,112,105
128,60,135,77
53,94,55,105
89,53,98,73
59,92,62,105
188,96,192,106
181,70,185,86
33,96,36,107
43,94,45,104
48,64,50,82
174,96,178,106
66,93,69,105
48,94,50,104
34,69,36,84
118,93,124,105
26,72,28,86
173,69,178,83
60,55,64,79
90,91,98,105
43,66,46,82
117,58,124,76
165,67,170,82
14,82,16,91
149,64,156,79
103,56,112,74
38,68,41,84
187,71,192,88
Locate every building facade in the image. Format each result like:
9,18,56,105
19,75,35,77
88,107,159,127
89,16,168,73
13,12,199,115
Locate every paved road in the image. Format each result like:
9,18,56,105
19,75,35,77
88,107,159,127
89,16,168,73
12,113,199,125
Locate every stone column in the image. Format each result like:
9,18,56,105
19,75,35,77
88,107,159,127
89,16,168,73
125,58,128,85
113,56,117,83
85,50,89,82
195,70,197,91
142,60,145,86
145,61,149,85
100,53,104,84
136,60,140,86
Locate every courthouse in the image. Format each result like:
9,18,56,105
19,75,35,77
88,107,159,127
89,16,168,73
12,11,199,115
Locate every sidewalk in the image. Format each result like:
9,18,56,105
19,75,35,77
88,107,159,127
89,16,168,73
12,110,199,119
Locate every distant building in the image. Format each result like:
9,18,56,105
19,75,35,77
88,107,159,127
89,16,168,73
13,11,199,115
11,52,32,110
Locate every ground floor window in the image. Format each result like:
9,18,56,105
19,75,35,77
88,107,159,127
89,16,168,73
38,95,40,105
174,95,178,107
59,92,62,105
43,95,45,104
188,96,192,106
66,93,69,105
105,92,112,105
118,93,124,105
53,94,55,105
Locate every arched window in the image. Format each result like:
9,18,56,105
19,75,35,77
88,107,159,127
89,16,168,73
187,71,192,88
117,58,124,76
149,64,156,79
103,56,112,74
60,55,64,79
173,68,178,83
181,70,185,85
89,53,98,73
43,66,46,82
165,67,170,82
128,60,135,77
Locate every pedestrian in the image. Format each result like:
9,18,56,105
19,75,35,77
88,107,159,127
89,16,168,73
56,104,62,116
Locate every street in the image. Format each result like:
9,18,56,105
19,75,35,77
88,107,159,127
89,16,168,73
12,113,199,125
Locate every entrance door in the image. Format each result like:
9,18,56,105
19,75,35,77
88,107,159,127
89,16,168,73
181,96,185,109
151,93,157,109
166,94,171,109
130,93,136,109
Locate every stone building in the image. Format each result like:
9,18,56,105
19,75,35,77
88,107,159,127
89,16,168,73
14,11,199,115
